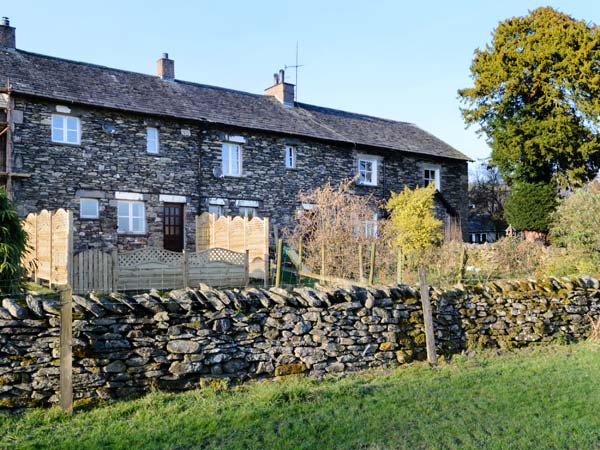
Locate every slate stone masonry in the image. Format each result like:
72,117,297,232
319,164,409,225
0,275,598,409
9,95,468,251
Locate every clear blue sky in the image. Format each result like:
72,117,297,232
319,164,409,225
4,1,600,168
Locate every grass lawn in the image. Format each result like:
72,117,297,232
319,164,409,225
2,343,600,449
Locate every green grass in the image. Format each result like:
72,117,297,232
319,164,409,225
2,343,600,449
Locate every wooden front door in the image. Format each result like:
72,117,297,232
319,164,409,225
163,203,184,252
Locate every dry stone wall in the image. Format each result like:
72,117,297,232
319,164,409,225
1,275,599,409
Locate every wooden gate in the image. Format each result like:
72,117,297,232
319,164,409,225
72,249,117,294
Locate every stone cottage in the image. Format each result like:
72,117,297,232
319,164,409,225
0,18,470,253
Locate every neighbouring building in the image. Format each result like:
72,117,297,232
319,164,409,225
0,18,470,253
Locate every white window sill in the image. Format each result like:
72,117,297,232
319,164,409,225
51,140,81,146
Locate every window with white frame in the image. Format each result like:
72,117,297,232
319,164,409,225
80,198,99,219
471,233,487,244
285,145,297,169
146,127,159,154
222,143,242,176
51,114,80,144
117,201,146,234
363,213,379,238
423,165,441,190
208,204,223,217
239,206,256,219
357,157,378,186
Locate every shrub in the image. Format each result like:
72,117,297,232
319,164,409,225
0,187,28,292
547,186,600,275
504,182,557,233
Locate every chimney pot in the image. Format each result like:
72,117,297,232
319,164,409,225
157,53,175,81
265,68,295,106
0,16,15,49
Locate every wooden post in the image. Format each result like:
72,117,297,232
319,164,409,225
275,238,283,288
59,285,73,414
297,237,303,285
263,253,270,288
244,249,250,287
358,244,364,283
396,249,403,285
320,242,326,279
182,250,189,288
419,267,438,366
368,242,376,285
111,249,119,292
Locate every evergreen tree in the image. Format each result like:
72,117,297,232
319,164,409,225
459,7,600,187
0,188,28,293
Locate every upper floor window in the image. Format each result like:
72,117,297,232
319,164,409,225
80,198,99,219
357,156,378,186
51,114,80,144
146,127,159,154
117,200,146,234
285,145,297,169
222,143,242,176
423,164,441,190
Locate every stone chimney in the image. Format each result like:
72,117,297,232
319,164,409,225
264,69,295,106
0,17,15,50
157,53,174,81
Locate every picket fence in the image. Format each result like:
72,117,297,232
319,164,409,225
71,246,249,294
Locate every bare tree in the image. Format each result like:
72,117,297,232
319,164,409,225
285,178,380,281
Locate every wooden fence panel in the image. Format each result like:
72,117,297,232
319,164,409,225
117,247,184,291
23,209,72,287
196,212,269,280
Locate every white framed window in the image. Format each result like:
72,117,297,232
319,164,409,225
51,114,80,144
146,127,159,154
357,157,378,186
423,164,441,190
208,204,223,217
80,198,99,219
364,213,379,238
471,233,487,244
222,143,242,176
285,145,297,169
117,200,146,234
239,206,256,219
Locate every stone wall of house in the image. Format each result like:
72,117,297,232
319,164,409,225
1,275,598,409
10,97,201,252
8,95,468,252
198,127,469,235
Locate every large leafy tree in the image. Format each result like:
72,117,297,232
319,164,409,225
459,7,600,187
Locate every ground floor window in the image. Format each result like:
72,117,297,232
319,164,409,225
118,200,146,234
208,204,223,217
470,233,487,244
239,206,257,219
80,198,99,219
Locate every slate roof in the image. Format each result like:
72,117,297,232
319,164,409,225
0,49,470,161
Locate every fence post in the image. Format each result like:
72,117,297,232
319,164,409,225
368,242,376,285
320,242,326,279
419,267,438,366
358,244,364,283
59,285,73,414
275,239,283,288
182,250,189,288
244,249,250,287
263,253,270,288
111,249,118,292
396,249,403,284
297,237,303,285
